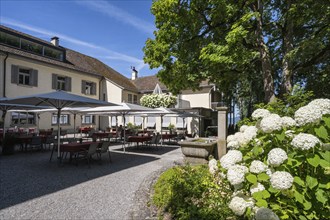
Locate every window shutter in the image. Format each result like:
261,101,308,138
81,80,86,94
92,83,97,95
11,65,19,84
65,77,72,92
52,74,57,90
31,69,38,87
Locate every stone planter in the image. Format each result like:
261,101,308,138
179,138,217,164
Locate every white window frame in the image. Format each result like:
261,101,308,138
85,82,92,95
82,115,95,124
57,76,66,90
18,68,30,85
52,114,70,125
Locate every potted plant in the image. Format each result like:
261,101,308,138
168,123,175,134
2,134,17,155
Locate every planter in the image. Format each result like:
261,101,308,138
179,138,217,164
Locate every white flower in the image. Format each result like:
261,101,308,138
294,104,323,126
255,207,280,220
253,138,262,146
252,109,271,120
234,132,249,146
250,182,265,195
249,160,268,174
266,168,273,177
208,158,218,175
227,140,240,149
291,133,320,150
226,134,236,143
308,98,330,115
220,150,243,170
281,116,296,127
227,165,248,186
243,126,258,142
285,130,295,138
260,114,282,133
240,125,249,132
229,196,254,216
270,171,293,190
267,148,288,167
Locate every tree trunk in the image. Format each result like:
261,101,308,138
254,0,276,103
281,0,294,95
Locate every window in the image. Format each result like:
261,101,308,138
128,94,133,103
21,38,43,55
44,46,64,61
11,112,36,125
81,80,96,95
82,115,95,124
11,65,38,87
133,95,138,104
52,114,70,125
52,74,71,91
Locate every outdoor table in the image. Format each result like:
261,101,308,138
127,135,152,147
161,134,177,142
91,132,115,141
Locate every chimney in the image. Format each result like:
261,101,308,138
131,66,138,80
51,36,59,47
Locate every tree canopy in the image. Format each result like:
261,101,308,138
144,0,330,114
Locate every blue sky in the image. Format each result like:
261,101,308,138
0,0,158,78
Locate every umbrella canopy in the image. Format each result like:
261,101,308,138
3,90,118,161
0,100,50,140
81,103,156,151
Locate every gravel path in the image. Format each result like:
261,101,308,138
0,143,183,220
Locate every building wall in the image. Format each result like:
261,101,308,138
180,90,212,109
1,55,101,131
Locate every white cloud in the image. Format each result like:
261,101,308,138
75,0,154,35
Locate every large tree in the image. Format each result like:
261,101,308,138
144,0,330,106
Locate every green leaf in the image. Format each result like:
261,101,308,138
315,189,328,204
256,199,268,207
294,176,305,187
275,132,285,141
294,190,305,204
306,175,318,189
319,151,330,162
307,154,320,168
268,186,279,193
319,159,330,168
246,174,258,184
323,115,330,129
257,173,270,181
303,200,312,210
252,191,263,200
314,126,328,140
261,190,271,199
299,216,307,220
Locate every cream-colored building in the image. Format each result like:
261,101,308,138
0,25,219,136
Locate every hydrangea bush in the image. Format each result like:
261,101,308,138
209,98,330,219
140,94,177,108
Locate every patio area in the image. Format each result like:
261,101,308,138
0,142,183,219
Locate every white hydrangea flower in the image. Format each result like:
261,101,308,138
234,132,249,146
227,140,240,149
249,160,268,174
267,148,288,167
294,105,323,126
243,126,258,142
253,138,262,146
308,98,330,115
226,134,236,143
250,182,265,195
281,116,297,127
228,196,254,216
266,168,273,177
220,150,243,170
291,133,320,150
240,125,249,132
252,109,271,120
255,207,280,220
270,171,293,190
208,158,218,175
227,165,249,186
260,114,282,133
285,130,295,138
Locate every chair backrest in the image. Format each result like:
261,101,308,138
155,133,161,144
31,136,42,145
150,135,157,143
100,141,110,153
88,143,98,155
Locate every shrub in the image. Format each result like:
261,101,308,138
152,165,235,220
214,98,330,219
140,94,177,108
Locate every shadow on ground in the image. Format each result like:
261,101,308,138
0,144,164,210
